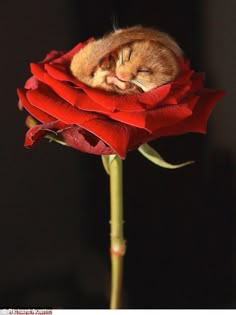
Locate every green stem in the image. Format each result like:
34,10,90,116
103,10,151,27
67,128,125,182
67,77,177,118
109,155,126,309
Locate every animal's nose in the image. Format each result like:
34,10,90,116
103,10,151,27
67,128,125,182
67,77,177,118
116,70,134,81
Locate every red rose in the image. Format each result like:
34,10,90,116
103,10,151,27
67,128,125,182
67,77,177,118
17,40,224,159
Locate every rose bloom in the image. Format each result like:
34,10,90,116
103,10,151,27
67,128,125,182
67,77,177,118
17,40,224,159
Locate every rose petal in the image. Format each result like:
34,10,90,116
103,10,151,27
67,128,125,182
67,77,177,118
25,85,134,158
31,65,110,114
110,104,192,130
17,88,55,123
46,61,171,113
137,84,171,107
80,118,132,158
25,76,40,90
60,125,115,156
26,86,100,125
25,120,115,156
145,104,192,131
167,84,191,102
190,72,205,93
45,63,85,85
41,50,64,63
82,83,171,112
25,120,67,147
173,68,193,86
153,89,225,137
181,94,199,111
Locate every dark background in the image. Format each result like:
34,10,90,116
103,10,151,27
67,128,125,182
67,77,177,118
0,0,235,309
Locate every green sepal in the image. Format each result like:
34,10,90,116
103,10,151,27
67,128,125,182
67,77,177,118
26,116,38,127
45,134,67,146
138,143,194,169
101,154,117,175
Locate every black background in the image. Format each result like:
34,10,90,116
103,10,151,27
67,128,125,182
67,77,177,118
0,0,234,309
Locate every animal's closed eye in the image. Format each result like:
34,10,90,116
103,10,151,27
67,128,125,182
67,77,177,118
138,68,152,73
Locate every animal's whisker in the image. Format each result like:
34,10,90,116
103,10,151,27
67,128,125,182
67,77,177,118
128,49,132,61
132,79,146,90
120,50,124,65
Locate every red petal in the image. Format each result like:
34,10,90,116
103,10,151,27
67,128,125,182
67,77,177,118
31,63,81,87
17,88,55,123
26,86,99,125
25,117,133,158
126,128,152,151
82,83,171,112
40,50,64,63
153,89,225,137
25,125,47,147
25,86,133,157
30,63,47,81
25,76,40,90
80,118,132,158
145,104,192,131
109,104,192,131
24,120,67,147
167,84,191,102
61,125,115,156
173,69,193,86
190,72,205,93
31,65,110,114
24,120,115,156
181,95,199,111
45,63,84,85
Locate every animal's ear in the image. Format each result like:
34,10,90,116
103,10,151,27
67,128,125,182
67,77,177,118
99,52,117,70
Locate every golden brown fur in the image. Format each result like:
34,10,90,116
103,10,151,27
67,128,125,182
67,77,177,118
70,26,183,94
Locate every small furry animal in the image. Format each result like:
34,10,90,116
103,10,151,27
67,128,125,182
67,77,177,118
70,26,183,94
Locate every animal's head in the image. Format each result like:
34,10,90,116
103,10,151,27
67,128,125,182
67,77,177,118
114,41,180,92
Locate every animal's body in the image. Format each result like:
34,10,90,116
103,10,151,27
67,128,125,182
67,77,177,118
70,26,183,94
